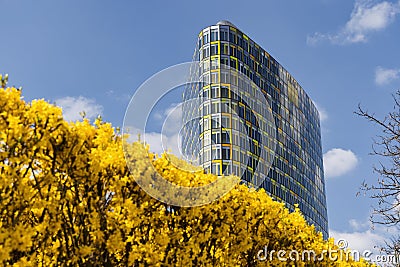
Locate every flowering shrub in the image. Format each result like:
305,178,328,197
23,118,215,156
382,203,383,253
0,81,373,266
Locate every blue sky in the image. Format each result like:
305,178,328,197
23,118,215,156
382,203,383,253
2,0,400,256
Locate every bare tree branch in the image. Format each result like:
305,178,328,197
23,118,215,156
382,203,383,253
356,92,400,259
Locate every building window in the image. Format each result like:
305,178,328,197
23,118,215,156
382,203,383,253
211,115,220,129
229,45,237,57
222,132,230,144
220,56,229,67
240,150,246,163
202,73,210,84
220,71,229,84
237,35,242,48
211,57,219,70
232,115,239,130
199,119,203,132
222,43,229,55
211,86,219,98
203,118,210,131
204,131,211,146
221,115,231,128
202,88,210,99
221,100,230,113
211,44,218,56
221,86,229,98
233,163,240,176
230,73,238,86
243,39,248,51
229,32,236,43
222,162,231,174
203,32,210,44
212,146,221,160
202,59,210,72
220,30,228,41
222,147,230,160
203,46,210,59
211,162,221,175
211,132,221,144
203,102,210,114
211,101,220,113
232,131,239,146
211,72,219,84
211,30,219,41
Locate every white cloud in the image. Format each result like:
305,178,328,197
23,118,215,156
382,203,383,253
392,193,400,213
153,112,163,120
307,32,333,46
375,66,400,85
56,96,103,121
145,131,181,156
307,0,400,45
344,0,400,42
323,148,358,178
349,218,370,231
314,102,328,122
152,103,182,124
330,219,398,261
162,103,183,135
106,89,132,102
126,103,183,157
329,229,385,256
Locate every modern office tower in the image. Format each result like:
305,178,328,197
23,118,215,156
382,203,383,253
182,21,328,237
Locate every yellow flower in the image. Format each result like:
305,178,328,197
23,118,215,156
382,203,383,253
0,86,375,266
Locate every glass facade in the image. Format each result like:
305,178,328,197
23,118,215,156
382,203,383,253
182,21,328,238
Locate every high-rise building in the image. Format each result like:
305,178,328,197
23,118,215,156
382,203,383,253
182,21,328,237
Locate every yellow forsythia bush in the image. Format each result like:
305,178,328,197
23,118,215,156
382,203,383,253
0,78,373,266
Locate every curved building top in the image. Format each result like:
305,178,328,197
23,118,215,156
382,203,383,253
216,20,237,27
204,20,321,120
